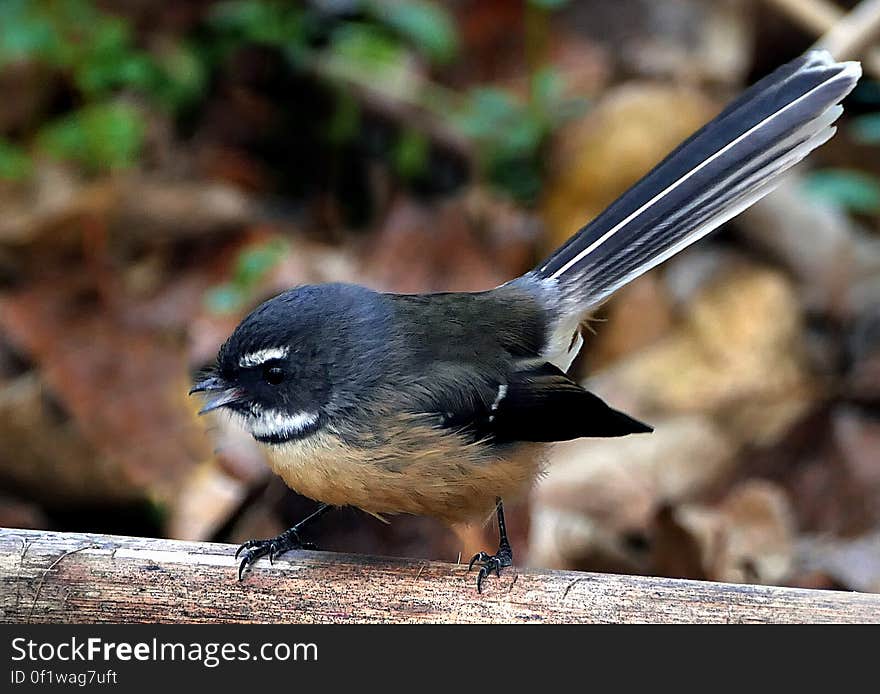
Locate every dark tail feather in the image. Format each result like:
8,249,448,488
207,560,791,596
535,50,860,313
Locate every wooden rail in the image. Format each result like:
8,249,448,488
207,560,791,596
1,528,878,623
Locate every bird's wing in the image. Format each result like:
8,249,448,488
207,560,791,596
420,361,650,444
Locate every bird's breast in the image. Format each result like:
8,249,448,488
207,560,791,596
260,419,546,524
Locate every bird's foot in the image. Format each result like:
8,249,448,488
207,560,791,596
468,542,513,593
235,528,316,581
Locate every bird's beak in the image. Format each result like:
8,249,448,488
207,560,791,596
189,376,242,415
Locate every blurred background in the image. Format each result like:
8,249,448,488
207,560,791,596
0,0,879,593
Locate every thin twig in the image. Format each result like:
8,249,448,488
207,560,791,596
814,0,880,61
27,544,96,624
763,0,842,34
763,0,880,78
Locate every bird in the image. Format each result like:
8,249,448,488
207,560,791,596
191,50,860,592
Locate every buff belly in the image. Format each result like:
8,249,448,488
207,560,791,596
260,423,545,525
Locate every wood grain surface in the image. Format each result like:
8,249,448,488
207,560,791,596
1,528,878,623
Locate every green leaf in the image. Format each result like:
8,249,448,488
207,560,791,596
504,116,543,157
329,22,405,73
530,67,587,126
454,81,581,203
0,1,62,66
490,155,542,203
0,139,32,181
210,0,304,47
528,0,571,9
393,128,429,179
369,0,458,64
233,238,288,288
77,52,160,96
326,89,361,144
38,102,145,173
204,284,245,315
849,113,880,145
802,169,880,214
207,238,289,314
530,67,564,109
153,42,209,111
454,88,520,140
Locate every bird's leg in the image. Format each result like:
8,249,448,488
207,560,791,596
468,498,514,593
235,503,331,581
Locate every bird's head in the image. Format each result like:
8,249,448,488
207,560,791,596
190,283,387,444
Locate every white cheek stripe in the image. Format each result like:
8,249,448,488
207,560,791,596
239,346,290,368
246,408,319,438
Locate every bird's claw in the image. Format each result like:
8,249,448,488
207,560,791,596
235,529,314,581
234,539,260,560
467,544,513,593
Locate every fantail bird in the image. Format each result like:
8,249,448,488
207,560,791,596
191,51,860,592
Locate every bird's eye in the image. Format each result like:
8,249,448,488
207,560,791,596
263,365,284,385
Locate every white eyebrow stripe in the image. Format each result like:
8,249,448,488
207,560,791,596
247,409,319,438
239,346,289,368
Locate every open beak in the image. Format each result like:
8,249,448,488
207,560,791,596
189,376,242,415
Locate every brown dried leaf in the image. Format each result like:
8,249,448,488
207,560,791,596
592,261,814,444
542,83,717,253
651,480,795,584
0,492,49,530
165,461,248,541
529,414,734,572
739,406,880,537
361,193,539,293
0,373,134,504
0,276,212,504
586,273,674,370
795,533,880,593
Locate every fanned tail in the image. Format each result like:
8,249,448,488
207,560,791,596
535,50,861,314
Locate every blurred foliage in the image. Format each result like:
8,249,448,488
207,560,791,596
835,77,880,212
369,0,458,65
849,113,880,146
802,169,880,214
205,237,290,314
393,127,431,181
848,77,880,144
209,0,579,202
0,0,206,177
0,138,32,180
0,0,579,203
37,102,145,173
210,0,457,67
528,0,571,8
0,0,151,92
454,68,585,202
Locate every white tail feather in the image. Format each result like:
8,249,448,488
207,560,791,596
544,60,860,283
